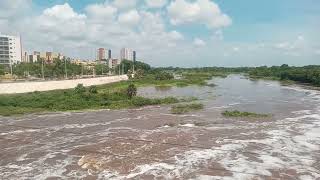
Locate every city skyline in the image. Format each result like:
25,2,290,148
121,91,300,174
0,0,319,67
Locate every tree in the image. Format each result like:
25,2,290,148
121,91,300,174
115,60,151,74
127,84,137,99
135,69,145,79
95,64,109,75
0,65,7,75
127,69,133,79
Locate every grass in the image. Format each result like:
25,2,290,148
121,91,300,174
171,103,204,114
222,110,270,118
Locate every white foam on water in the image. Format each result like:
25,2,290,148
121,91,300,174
207,105,230,110
49,117,133,131
162,125,171,128
16,153,29,162
292,110,313,115
299,175,315,180
168,106,320,179
283,86,320,101
180,123,195,128
96,162,180,179
126,163,177,179
228,102,241,106
161,113,202,118
1,150,76,180
0,129,39,136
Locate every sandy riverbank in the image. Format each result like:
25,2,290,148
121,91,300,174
0,75,128,94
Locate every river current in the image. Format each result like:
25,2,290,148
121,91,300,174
0,75,319,179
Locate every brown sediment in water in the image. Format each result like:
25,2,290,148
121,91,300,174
1,75,320,179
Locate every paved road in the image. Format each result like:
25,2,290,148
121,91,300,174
0,75,128,94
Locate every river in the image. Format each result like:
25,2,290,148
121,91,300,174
0,75,319,179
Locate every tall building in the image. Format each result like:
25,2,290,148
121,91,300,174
40,52,46,60
97,48,106,61
120,48,134,61
29,55,38,63
27,52,40,63
133,51,136,62
34,51,40,56
0,34,22,65
23,51,29,62
37,51,62,63
108,49,112,59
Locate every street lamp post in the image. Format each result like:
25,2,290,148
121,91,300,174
10,62,13,76
64,58,67,79
41,59,44,80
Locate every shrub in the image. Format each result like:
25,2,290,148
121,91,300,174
171,103,204,114
131,97,152,106
74,84,86,94
100,100,111,106
155,72,174,80
127,84,137,99
89,85,98,94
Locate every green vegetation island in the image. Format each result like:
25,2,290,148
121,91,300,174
222,110,271,118
1,60,320,116
171,103,204,114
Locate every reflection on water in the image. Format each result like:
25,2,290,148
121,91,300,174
1,75,319,179
154,85,172,92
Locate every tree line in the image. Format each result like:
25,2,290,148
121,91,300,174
152,65,320,86
0,59,151,79
249,64,320,86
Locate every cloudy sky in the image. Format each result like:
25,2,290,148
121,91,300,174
0,0,319,67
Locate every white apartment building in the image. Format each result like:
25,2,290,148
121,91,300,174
120,48,134,61
0,34,22,65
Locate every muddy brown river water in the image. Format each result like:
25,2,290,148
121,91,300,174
0,75,319,179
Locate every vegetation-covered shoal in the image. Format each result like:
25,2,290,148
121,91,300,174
222,110,270,118
171,103,204,114
0,83,180,116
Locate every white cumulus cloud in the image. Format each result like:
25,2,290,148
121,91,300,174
112,0,137,10
43,3,86,20
145,0,168,8
0,0,32,18
167,0,232,29
85,3,117,21
118,10,141,26
193,38,206,47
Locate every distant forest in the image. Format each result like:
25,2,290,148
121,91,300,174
158,64,320,86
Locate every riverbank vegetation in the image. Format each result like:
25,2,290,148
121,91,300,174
3,61,320,116
222,110,270,118
249,64,320,86
171,103,204,114
156,65,320,87
0,83,180,116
